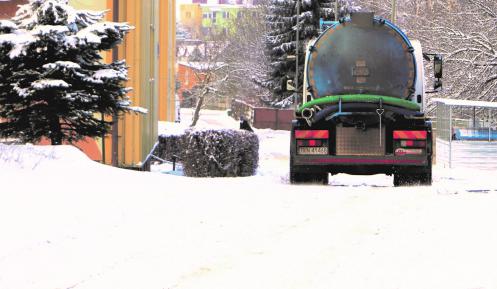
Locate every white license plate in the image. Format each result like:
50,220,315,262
298,147,328,155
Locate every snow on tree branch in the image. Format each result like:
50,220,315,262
0,0,138,145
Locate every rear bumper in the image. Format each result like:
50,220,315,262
292,155,430,175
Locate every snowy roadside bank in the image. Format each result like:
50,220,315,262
1,145,497,289
1,144,497,289
1,109,497,289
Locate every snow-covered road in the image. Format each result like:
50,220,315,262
1,109,497,289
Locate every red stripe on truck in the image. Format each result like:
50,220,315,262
295,130,329,139
306,158,425,165
393,130,427,140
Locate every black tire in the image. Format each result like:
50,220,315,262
393,173,409,187
417,171,432,186
290,171,329,185
394,171,432,187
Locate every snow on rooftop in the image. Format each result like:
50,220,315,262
432,98,497,109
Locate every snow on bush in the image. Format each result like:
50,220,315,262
157,128,259,178
182,129,259,178
158,133,185,163
0,0,138,146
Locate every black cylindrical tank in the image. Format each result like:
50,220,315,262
306,12,416,100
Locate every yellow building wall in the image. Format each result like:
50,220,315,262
116,0,176,167
160,0,177,121
69,0,106,10
70,0,176,167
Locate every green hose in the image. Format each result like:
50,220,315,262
297,94,420,113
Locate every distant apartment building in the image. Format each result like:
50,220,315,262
179,0,258,38
191,0,260,4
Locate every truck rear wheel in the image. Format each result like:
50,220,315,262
394,172,432,187
290,171,329,185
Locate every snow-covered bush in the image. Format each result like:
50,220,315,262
0,0,136,145
158,133,185,163
182,129,259,178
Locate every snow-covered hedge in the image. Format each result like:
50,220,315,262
183,129,259,177
157,133,184,163
158,129,259,177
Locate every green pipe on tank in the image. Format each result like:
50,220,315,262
297,94,420,113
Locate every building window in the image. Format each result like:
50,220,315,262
185,12,192,18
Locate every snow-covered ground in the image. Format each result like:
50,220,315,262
1,109,497,289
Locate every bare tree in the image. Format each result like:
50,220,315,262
186,40,230,127
185,5,273,127
222,6,272,105
360,0,497,113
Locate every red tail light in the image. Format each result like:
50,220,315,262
295,130,329,155
295,130,329,139
393,130,427,140
297,140,323,147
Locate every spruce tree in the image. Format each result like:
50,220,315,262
0,0,135,145
264,0,358,107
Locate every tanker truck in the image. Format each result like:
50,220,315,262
289,12,443,186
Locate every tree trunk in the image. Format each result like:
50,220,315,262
190,91,206,127
49,115,63,145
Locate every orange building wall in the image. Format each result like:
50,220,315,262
176,64,205,101
0,0,27,19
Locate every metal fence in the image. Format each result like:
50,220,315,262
231,99,294,130
434,98,497,169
